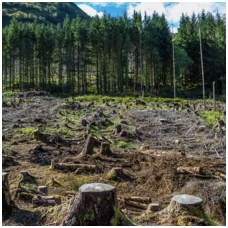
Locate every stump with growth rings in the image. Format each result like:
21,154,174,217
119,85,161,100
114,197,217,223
169,194,203,215
62,183,132,226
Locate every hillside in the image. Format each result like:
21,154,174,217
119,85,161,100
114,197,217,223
2,2,90,27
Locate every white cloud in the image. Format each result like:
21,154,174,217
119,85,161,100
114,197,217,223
165,2,226,24
77,4,103,17
90,2,108,7
127,2,226,30
127,2,166,17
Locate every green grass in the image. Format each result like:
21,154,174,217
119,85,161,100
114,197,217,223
16,127,36,135
2,144,10,155
199,111,224,129
2,91,16,98
74,95,189,104
114,140,136,149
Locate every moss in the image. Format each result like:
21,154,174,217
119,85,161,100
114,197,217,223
107,170,116,180
18,192,34,202
110,205,133,226
177,206,217,226
83,202,95,221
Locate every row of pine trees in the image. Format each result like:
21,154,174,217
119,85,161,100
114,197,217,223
2,10,226,96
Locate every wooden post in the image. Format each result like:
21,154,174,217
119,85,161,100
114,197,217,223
213,81,216,111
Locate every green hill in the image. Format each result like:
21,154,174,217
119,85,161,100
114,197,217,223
2,2,91,27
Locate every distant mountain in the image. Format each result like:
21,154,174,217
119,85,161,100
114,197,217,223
2,2,91,27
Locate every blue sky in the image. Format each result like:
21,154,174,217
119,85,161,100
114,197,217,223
75,2,226,32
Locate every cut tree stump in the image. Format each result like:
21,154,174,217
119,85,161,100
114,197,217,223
33,144,43,151
81,119,89,127
3,172,13,218
147,203,160,212
169,194,203,215
19,170,36,183
62,183,132,226
38,186,48,194
101,142,112,156
108,167,125,180
177,167,204,175
20,171,29,181
81,136,96,156
114,124,122,134
119,130,127,137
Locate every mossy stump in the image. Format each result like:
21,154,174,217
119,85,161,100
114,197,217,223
101,142,112,156
169,194,203,215
19,170,36,184
3,172,13,218
108,167,125,180
62,183,132,226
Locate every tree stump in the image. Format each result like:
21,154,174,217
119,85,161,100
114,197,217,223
119,130,127,137
147,203,160,212
169,194,203,215
81,119,89,127
19,170,36,183
62,183,132,226
20,170,29,181
111,109,117,114
33,144,43,151
108,167,125,180
3,172,12,218
114,124,122,134
33,129,42,140
38,186,48,194
81,136,96,156
101,142,112,156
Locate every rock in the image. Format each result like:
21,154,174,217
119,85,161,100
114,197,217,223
62,183,132,226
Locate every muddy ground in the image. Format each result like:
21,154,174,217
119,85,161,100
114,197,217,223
2,93,226,226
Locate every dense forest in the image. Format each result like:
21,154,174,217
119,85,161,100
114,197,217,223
2,2,91,27
2,9,226,98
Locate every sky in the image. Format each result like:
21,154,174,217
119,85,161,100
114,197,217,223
75,2,226,32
